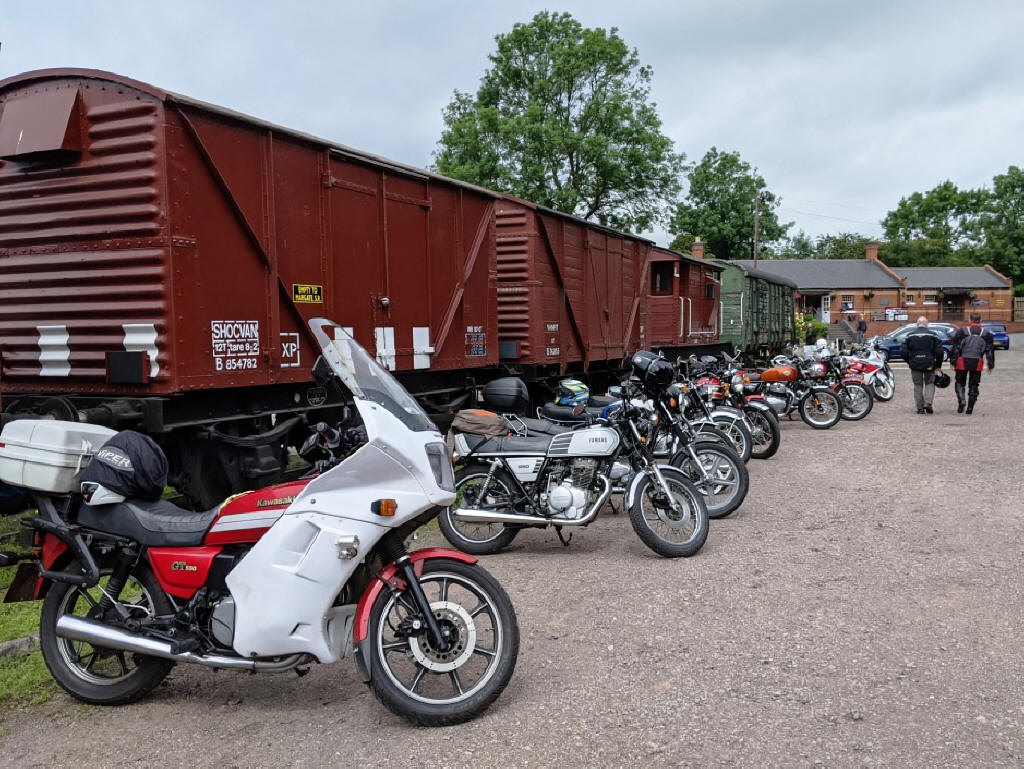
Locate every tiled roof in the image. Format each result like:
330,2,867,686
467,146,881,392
893,267,1010,289
733,259,902,290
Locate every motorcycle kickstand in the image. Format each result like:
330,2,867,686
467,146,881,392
606,497,621,515
554,526,572,547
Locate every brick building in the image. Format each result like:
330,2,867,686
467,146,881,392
736,242,1014,324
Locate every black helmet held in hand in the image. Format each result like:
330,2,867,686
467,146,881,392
933,371,951,388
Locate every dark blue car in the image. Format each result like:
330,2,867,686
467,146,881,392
981,322,1010,349
877,323,954,361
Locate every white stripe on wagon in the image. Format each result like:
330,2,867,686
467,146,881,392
122,323,160,378
374,327,396,371
413,326,434,370
37,325,71,377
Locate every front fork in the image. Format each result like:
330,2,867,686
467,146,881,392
377,533,450,653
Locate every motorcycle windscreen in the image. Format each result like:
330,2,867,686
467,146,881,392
308,318,434,433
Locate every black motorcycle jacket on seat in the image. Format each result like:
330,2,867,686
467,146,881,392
900,328,944,371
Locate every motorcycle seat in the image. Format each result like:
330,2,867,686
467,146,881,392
538,403,603,423
76,498,220,547
460,433,552,454
516,416,572,436
587,394,618,408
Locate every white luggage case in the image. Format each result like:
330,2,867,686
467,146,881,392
0,420,117,493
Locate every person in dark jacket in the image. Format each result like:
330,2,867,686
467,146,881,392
949,312,995,414
900,316,944,414
856,316,868,344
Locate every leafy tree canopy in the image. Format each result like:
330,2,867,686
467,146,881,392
433,11,684,232
669,147,791,261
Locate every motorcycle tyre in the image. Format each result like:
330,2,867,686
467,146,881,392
837,381,874,421
710,415,753,463
439,466,520,556
743,406,781,460
367,559,519,727
871,374,895,402
669,440,749,519
39,562,175,706
627,471,709,558
798,390,842,429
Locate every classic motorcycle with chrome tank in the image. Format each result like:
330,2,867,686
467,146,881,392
440,354,709,559
0,320,518,726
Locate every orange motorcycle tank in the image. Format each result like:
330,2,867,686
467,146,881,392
760,366,798,383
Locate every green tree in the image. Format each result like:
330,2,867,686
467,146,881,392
433,11,684,232
978,165,1024,286
816,232,874,260
775,230,815,260
669,147,790,261
881,180,987,265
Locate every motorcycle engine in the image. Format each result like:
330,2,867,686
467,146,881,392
209,596,236,648
545,459,596,520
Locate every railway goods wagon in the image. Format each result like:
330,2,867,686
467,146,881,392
493,197,650,378
643,246,722,352
714,259,796,355
0,69,499,505
493,202,723,395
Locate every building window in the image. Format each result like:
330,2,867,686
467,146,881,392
650,262,674,296
906,294,915,305
705,282,715,299
923,294,938,305
877,297,891,307
840,294,854,310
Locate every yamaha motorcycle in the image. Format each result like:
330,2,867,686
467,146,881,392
440,356,709,559
0,320,518,726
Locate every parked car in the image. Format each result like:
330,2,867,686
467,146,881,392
981,322,1010,349
876,323,953,361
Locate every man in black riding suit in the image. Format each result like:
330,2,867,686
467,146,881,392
900,316,945,414
949,312,995,415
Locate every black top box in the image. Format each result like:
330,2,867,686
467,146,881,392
482,377,530,414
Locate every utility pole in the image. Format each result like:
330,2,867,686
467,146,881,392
753,193,761,264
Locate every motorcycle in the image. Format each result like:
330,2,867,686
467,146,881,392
747,356,844,429
440,355,709,559
820,353,875,421
0,319,518,726
846,341,895,402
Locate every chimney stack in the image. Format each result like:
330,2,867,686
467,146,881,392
865,240,879,261
691,237,704,260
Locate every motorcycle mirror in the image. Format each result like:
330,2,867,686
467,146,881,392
312,356,334,387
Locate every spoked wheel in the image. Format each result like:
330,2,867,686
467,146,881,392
799,390,842,429
367,559,519,726
39,564,174,705
439,467,519,555
836,381,874,421
670,440,749,519
627,470,709,557
744,407,781,459
711,416,752,463
871,374,895,402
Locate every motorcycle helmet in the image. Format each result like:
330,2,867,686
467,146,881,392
933,371,951,388
555,378,590,405
630,350,674,392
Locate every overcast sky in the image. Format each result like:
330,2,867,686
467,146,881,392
2,1,1021,246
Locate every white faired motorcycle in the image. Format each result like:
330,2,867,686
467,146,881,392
0,319,518,726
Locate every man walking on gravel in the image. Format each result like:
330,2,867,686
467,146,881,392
900,316,944,414
949,312,995,414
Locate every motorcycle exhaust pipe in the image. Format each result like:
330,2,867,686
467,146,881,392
454,476,612,528
55,615,306,672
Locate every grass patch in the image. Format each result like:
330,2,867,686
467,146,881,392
0,511,43,644
0,651,54,707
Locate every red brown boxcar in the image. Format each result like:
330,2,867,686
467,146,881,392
643,245,721,350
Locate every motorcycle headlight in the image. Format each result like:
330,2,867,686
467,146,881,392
425,442,456,493
730,374,744,391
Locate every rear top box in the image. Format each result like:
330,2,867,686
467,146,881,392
0,421,117,494
481,377,530,414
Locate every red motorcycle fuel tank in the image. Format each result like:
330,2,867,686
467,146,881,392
760,365,797,383
204,479,312,546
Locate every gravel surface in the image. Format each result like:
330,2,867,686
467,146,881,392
3,339,1022,767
